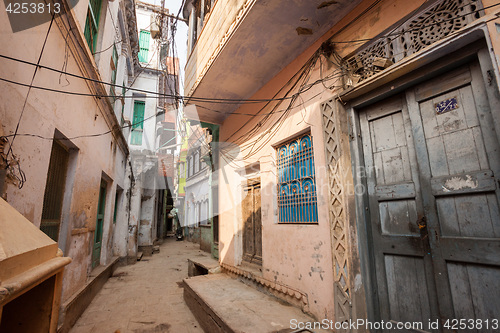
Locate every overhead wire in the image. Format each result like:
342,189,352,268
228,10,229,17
0,1,496,149
217,1,500,162
3,7,56,189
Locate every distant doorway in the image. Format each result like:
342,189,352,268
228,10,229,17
92,180,107,269
242,178,262,265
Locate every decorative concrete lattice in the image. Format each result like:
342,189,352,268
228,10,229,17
346,0,483,82
321,99,351,326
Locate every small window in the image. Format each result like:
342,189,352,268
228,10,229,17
188,155,193,177
179,162,185,178
276,133,318,223
194,150,200,174
113,189,122,223
139,30,150,63
120,82,126,126
199,148,205,170
131,101,145,145
84,0,103,53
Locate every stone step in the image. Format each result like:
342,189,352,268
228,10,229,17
183,273,332,333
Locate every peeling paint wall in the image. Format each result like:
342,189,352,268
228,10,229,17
0,0,131,305
218,74,336,319
214,0,455,322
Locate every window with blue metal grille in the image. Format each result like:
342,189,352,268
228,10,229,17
277,133,318,223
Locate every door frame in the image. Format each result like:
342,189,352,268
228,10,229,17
242,177,263,265
344,26,500,325
92,179,107,269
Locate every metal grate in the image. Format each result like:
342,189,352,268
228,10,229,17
277,133,318,223
40,141,69,242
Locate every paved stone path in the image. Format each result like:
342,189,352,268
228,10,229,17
69,238,205,333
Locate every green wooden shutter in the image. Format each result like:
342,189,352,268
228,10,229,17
131,101,145,145
139,31,150,63
110,45,118,99
84,0,102,53
92,180,107,268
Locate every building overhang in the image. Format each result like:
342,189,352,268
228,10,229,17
184,0,362,124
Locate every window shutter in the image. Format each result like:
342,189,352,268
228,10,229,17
139,30,151,63
84,0,102,53
131,101,145,145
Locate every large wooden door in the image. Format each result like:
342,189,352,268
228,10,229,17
360,94,439,329
92,180,107,269
359,61,500,331
242,178,262,265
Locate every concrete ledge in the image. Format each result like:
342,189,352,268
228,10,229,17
188,255,220,277
57,256,120,333
183,277,231,333
183,274,326,333
138,245,153,256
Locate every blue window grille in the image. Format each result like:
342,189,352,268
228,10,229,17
277,133,318,223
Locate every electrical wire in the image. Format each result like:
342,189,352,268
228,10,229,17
3,10,56,189
1,0,496,147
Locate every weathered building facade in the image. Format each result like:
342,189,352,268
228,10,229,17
180,121,219,256
125,1,179,257
183,0,500,328
0,0,168,329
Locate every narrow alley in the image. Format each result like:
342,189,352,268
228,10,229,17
1,0,500,332
69,239,204,333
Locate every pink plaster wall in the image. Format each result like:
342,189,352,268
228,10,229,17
0,0,128,303
215,0,500,322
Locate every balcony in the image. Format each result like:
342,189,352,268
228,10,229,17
183,0,362,124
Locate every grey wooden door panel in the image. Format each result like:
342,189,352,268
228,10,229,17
379,199,419,235
436,192,500,238
359,60,500,330
431,170,496,196
360,95,435,331
420,83,490,178
376,182,416,200
439,238,500,266
408,61,500,324
385,255,433,325
375,236,426,255
414,65,472,102
448,262,500,333
370,113,413,185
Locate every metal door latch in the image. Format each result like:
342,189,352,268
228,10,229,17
417,216,427,229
